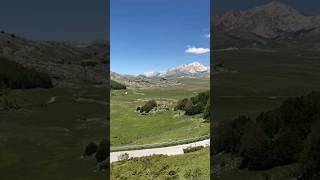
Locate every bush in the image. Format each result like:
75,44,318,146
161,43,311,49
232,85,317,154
0,57,52,89
111,80,126,90
183,146,204,153
240,124,274,170
174,91,209,116
273,130,303,166
185,103,203,115
174,98,189,111
213,116,252,154
300,119,320,179
83,142,98,156
203,99,210,121
191,91,209,108
95,139,108,163
140,100,157,113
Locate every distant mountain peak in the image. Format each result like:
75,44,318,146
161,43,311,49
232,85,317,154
214,1,320,49
143,61,209,78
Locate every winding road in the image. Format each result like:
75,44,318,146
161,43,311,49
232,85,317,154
110,139,210,163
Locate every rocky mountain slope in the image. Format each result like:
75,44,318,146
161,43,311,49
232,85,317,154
143,62,210,78
0,31,108,87
214,1,320,50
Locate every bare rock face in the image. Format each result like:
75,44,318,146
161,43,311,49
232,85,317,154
0,32,108,87
143,62,210,78
214,1,320,49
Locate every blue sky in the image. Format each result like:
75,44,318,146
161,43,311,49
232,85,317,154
110,0,210,75
0,0,106,42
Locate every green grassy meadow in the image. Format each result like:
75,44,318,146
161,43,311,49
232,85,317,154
0,86,107,179
110,77,210,147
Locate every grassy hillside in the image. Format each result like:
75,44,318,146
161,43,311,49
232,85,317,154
0,57,52,89
0,86,108,179
111,147,210,179
0,33,107,85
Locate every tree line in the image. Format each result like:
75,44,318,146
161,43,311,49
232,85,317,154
0,57,52,89
213,92,320,179
174,91,210,121
111,80,126,90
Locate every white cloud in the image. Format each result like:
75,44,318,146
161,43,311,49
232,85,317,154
206,33,210,38
185,46,210,54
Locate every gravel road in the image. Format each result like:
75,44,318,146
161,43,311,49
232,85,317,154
110,139,210,163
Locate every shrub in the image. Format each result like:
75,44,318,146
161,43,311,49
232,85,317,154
191,91,209,108
213,120,234,154
203,99,210,121
213,116,252,154
185,103,203,115
183,146,204,153
174,91,209,116
300,119,320,179
174,98,189,111
272,130,303,166
95,139,108,163
140,100,157,113
83,142,98,156
240,124,274,170
110,80,126,90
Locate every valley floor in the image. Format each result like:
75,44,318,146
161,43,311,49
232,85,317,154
110,78,210,147
0,86,108,179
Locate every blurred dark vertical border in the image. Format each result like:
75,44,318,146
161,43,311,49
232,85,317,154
209,0,214,178
106,0,111,177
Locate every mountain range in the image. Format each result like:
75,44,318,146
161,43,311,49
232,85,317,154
143,62,210,78
214,1,320,50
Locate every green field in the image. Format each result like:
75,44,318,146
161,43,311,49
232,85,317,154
111,147,210,180
110,77,210,147
0,86,107,179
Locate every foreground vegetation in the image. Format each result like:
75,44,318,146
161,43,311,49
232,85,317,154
214,92,320,179
111,147,210,179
